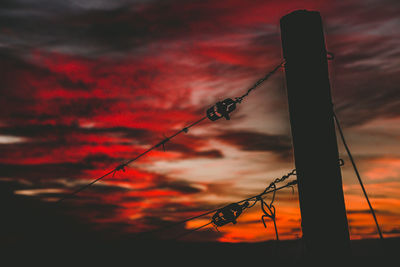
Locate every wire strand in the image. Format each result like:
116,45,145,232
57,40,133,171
57,62,284,202
135,177,297,240
173,181,297,240
235,61,285,104
57,116,207,203
333,111,384,240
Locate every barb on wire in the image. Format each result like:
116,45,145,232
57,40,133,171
262,168,296,195
57,116,207,203
57,62,284,202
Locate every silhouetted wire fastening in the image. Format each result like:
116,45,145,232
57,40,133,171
209,169,296,241
167,170,297,240
333,110,384,240
134,174,297,241
57,62,285,202
198,159,341,240
157,157,343,241
206,61,285,122
172,179,298,240
206,98,237,121
212,202,250,227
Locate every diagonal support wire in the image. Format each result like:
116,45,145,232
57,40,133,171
333,111,384,240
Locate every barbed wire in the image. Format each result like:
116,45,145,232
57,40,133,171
205,169,296,241
57,116,207,202
48,46,384,249
333,110,384,240
174,178,298,241
170,159,343,240
127,169,296,241
234,60,285,104
57,61,284,203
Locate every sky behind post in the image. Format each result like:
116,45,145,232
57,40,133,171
1,0,400,243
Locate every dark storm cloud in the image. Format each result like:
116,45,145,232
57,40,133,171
0,48,49,95
332,69,400,127
0,0,133,55
0,151,121,182
325,0,400,28
85,183,131,194
216,130,292,160
0,123,154,179
164,142,224,159
321,1,400,127
144,175,203,194
251,31,280,46
0,179,144,246
4,172,204,235
0,124,150,139
193,149,223,159
157,179,202,194
246,0,400,128
0,50,110,124
323,1,400,127
0,162,88,180
81,153,116,165
1,0,398,128
0,0,251,57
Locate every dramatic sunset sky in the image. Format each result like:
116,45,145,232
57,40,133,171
1,0,399,244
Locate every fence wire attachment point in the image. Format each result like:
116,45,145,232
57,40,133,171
206,98,237,121
212,201,249,227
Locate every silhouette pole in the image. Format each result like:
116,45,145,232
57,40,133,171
280,10,351,262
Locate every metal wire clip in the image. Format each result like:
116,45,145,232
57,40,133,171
212,202,249,227
206,98,237,121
